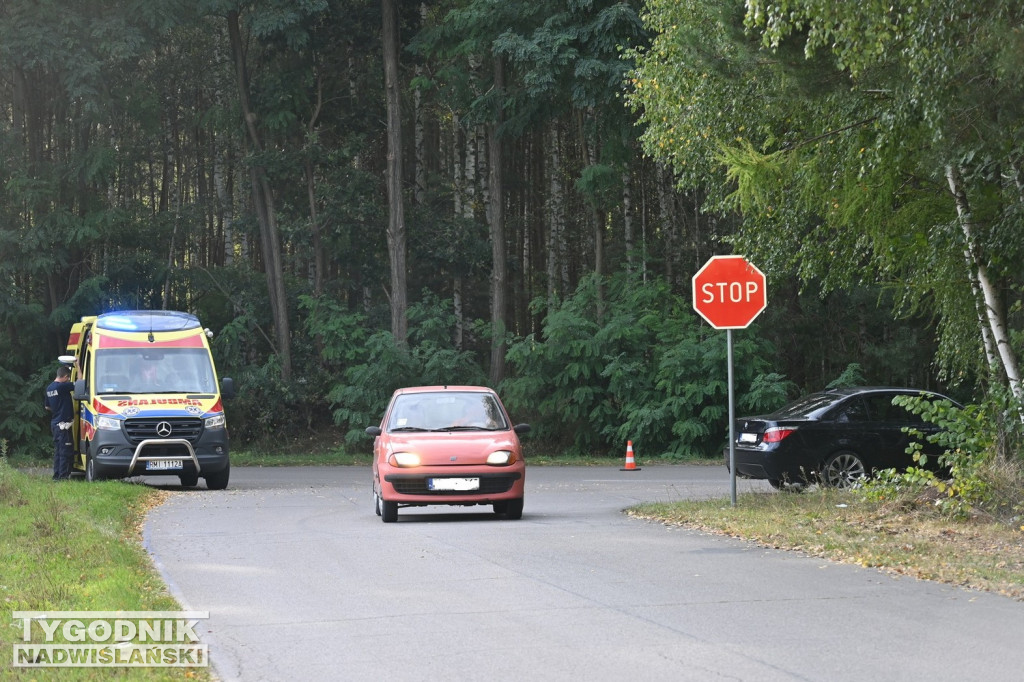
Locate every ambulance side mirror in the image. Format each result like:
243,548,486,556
221,377,236,400
73,379,88,401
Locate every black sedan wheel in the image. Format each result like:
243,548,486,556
821,451,867,488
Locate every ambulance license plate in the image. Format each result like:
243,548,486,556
146,460,183,471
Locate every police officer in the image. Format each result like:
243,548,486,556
44,365,75,480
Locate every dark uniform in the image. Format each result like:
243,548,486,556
44,371,75,480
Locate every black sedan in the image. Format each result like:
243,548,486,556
726,386,959,488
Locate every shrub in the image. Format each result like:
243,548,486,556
0,365,50,457
502,273,777,457
861,394,1024,525
329,292,486,444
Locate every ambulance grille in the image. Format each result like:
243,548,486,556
124,417,203,444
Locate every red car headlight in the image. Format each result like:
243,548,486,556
487,450,516,465
388,452,421,467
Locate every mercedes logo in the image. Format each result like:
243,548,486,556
156,421,173,437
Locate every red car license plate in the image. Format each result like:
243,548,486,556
428,477,480,491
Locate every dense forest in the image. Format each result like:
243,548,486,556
1,0,1022,464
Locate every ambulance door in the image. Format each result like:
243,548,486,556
67,321,92,470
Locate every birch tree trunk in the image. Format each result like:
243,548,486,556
488,57,507,385
450,115,464,349
227,10,293,381
945,164,1024,414
639,172,648,282
413,3,428,207
212,36,234,267
658,164,675,286
622,171,633,273
577,110,603,317
382,0,408,346
454,115,479,351
453,114,464,217
213,140,234,267
305,71,324,296
161,104,179,310
305,157,323,295
464,125,477,213
545,123,563,305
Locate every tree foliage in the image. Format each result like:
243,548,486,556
0,0,979,459
629,0,1024,413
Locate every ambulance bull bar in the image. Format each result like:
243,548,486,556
127,438,201,476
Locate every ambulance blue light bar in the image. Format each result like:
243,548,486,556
95,311,201,332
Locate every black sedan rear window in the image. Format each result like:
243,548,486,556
773,392,842,419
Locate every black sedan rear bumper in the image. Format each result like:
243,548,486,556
724,447,817,483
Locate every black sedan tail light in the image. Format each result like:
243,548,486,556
763,426,797,443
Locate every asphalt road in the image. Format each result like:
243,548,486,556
143,466,1024,681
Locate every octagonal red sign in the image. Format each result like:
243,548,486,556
692,255,767,329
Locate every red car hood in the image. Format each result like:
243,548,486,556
384,431,520,466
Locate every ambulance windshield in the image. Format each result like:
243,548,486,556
94,349,218,395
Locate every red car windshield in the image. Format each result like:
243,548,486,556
387,392,509,432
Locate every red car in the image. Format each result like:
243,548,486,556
367,386,530,522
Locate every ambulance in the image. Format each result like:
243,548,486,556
61,310,235,488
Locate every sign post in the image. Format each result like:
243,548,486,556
692,255,767,505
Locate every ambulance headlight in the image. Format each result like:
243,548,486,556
96,415,121,431
204,415,226,430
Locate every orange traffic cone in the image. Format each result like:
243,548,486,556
620,440,641,471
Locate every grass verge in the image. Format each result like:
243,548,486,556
630,488,1024,600
0,458,210,680
230,448,371,467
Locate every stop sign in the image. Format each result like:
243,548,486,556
692,255,767,329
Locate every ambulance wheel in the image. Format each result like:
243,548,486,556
205,462,230,490
179,473,199,487
85,455,100,482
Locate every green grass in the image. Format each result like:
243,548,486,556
630,488,1024,600
0,457,210,681
230,447,371,467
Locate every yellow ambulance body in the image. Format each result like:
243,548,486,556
65,310,234,489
